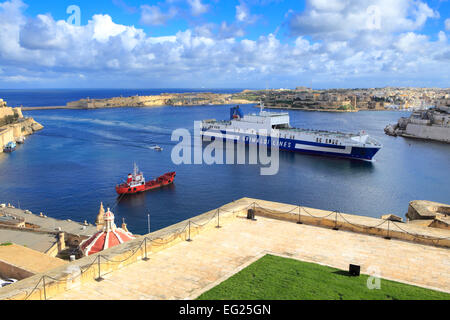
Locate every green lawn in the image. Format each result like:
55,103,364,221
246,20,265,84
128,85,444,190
197,255,450,300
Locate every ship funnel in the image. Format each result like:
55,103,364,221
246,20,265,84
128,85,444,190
230,106,244,120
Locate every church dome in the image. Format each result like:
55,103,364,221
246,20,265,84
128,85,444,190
80,208,135,256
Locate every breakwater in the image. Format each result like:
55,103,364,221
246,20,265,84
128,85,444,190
63,93,254,109
21,106,70,111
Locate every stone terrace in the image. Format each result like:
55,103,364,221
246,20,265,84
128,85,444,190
1,198,449,300
54,201,450,299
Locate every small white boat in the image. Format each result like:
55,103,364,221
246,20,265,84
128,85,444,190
16,136,25,144
150,145,163,152
3,141,16,153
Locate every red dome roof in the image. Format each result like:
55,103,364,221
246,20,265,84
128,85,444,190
80,208,135,256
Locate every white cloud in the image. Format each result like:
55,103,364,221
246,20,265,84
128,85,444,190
236,2,249,22
194,23,215,38
140,5,177,26
187,0,208,16
0,0,27,59
445,18,450,31
2,75,41,82
147,36,177,44
93,14,129,42
219,21,245,39
0,0,448,88
289,0,439,41
236,1,258,24
395,32,428,53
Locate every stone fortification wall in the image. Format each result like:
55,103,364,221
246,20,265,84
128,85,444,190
0,99,27,137
0,107,14,119
404,123,450,143
0,244,67,281
0,260,35,281
385,108,450,141
0,107,23,125
406,200,450,230
0,118,44,151
0,127,15,149
430,112,450,126
409,118,431,125
67,95,177,108
65,93,250,109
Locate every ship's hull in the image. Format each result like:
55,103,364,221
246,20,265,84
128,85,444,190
201,131,381,161
116,172,176,195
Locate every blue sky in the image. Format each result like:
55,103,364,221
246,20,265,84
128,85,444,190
24,0,306,39
0,0,449,89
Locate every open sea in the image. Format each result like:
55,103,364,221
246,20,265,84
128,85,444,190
0,89,449,235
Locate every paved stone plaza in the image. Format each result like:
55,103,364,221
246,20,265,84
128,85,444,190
52,214,450,300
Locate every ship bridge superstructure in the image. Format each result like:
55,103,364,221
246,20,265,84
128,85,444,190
231,110,290,131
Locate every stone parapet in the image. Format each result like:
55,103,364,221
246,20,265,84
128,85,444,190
0,244,66,280
249,200,450,248
407,200,450,230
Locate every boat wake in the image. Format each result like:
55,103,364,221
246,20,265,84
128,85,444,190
37,115,173,135
37,130,173,151
149,145,164,151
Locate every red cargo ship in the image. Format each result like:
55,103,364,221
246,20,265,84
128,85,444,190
116,164,176,195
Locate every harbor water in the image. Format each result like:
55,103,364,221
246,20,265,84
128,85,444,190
0,89,449,235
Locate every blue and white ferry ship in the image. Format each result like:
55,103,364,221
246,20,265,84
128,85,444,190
201,105,382,161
